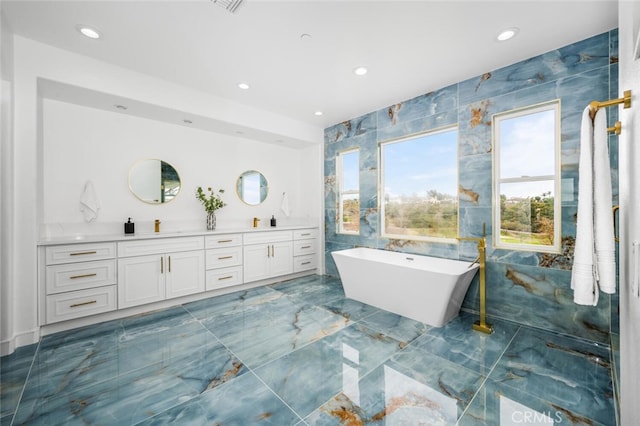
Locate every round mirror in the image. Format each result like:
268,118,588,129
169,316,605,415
236,170,268,205
129,159,181,204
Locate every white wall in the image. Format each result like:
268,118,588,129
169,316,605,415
618,1,640,422
41,99,312,235
1,35,323,355
1,11,15,354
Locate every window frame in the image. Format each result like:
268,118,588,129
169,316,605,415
336,148,360,235
379,126,459,243
492,100,562,253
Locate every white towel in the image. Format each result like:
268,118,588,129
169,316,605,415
571,107,616,306
80,180,100,222
281,192,290,217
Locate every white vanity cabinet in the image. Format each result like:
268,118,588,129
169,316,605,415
205,233,243,291
117,236,205,309
293,228,318,272
39,226,318,329
43,242,118,323
243,231,293,283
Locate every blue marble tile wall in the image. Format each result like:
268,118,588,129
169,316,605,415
324,30,619,345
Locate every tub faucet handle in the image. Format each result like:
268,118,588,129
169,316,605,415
468,256,480,268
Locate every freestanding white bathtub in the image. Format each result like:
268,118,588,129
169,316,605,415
331,247,479,327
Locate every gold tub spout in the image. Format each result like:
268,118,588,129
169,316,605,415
457,223,493,334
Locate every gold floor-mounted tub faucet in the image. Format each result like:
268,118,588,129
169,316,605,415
457,223,494,334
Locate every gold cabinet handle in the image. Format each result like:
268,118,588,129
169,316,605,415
218,239,233,243
613,205,620,243
301,261,311,265
267,245,270,258
301,245,311,249
70,251,97,256
300,233,311,236
70,300,97,308
218,276,233,281
168,256,171,273
70,273,97,280
218,256,233,260
271,245,275,257
160,257,164,274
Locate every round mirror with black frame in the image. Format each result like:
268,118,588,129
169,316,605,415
129,159,181,204
236,170,268,205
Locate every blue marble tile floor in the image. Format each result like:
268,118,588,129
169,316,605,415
1,275,616,425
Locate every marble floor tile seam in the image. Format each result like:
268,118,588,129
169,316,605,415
246,368,309,423
6,340,42,426
482,327,616,425
456,324,524,422
462,308,613,352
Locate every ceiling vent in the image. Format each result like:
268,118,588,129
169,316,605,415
212,0,244,14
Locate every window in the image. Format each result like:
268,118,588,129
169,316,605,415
337,149,360,234
380,127,458,241
493,101,561,252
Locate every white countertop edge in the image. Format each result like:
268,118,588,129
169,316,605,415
38,225,319,246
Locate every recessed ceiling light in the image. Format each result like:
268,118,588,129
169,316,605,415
496,27,519,42
314,111,323,116
353,66,368,76
76,25,101,39
237,83,250,90
114,104,128,110
183,119,193,124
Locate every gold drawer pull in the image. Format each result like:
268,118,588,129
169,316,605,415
218,256,233,260
300,233,311,236
218,276,233,280
70,273,97,280
70,251,97,256
301,261,311,265
70,300,97,308
218,239,233,243
301,245,311,249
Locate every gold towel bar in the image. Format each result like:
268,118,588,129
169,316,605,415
589,90,632,134
590,90,632,113
608,121,622,135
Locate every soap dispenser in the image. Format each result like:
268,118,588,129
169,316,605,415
270,215,277,227
124,218,135,235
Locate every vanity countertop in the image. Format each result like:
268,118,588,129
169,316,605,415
37,225,319,246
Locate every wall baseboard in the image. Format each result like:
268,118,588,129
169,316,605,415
0,328,40,357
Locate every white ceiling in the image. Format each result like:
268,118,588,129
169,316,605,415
2,0,618,134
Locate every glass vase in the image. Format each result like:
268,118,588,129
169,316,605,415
206,212,216,231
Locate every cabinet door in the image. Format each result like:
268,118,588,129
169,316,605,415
118,255,165,308
165,251,205,299
270,241,293,277
243,244,270,283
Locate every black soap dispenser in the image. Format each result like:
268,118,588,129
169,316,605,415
124,218,135,235
270,215,277,227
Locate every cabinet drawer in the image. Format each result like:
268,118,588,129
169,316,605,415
118,236,204,257
206,266,243,291
293,239,316,256
293,229,318,240
294,255,317,272
46,286,117,323
243,230,292,245
46,260,116,294
206,246,242,269
45,243,116,265
205,234,242,249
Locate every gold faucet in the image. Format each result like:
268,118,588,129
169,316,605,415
253,217,260,228
154,219,161,233
457,223,493,334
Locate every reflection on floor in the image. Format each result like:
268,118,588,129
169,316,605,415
1,275,616,425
